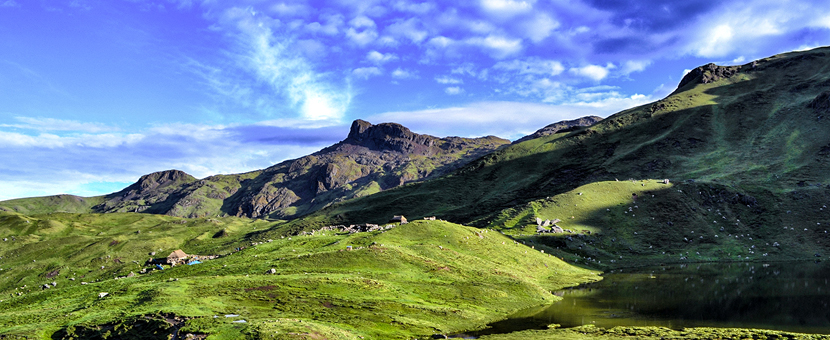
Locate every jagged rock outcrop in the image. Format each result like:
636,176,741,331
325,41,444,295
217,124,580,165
513,116,603,144
677,63,744,90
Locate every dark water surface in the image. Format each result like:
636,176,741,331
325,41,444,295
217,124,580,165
466,261,830,337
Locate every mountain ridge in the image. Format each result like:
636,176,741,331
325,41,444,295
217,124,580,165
0,120,512,219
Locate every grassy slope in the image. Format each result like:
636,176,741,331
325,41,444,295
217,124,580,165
0,212,598,339
487,178,830,269
0,195,106,215
275,48,830,259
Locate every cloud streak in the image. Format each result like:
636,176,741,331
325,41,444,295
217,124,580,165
0,121,347,200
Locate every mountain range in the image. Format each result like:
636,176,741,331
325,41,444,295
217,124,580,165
0,120,513,219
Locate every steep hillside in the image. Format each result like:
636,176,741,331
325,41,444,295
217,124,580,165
0,120,509,219
513,115,603,144
281,47,830,245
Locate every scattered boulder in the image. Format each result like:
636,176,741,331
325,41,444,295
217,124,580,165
98,292,108,298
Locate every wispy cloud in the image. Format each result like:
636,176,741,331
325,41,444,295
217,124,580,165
200,6,353,122
365,96,653,140
353,66,383,79
444,86,464,95
0,117,117,133
0,121,347,200
391,67,418,79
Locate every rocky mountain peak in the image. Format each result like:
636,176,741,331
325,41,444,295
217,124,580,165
345,119,436,155
131,170,195,193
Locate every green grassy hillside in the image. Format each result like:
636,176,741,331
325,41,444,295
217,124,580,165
0,212,598,339
282,47,830,248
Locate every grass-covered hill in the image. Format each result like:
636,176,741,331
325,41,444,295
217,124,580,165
0,120,509,220
285,47,830,237
0,211,598,339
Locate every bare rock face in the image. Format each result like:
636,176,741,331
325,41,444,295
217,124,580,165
346,119,438,155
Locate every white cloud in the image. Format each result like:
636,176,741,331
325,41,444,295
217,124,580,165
367,50,398,64
392,1,435,14
520,13,559,43
569,64,613,81
349,15,376,29
695,24,734,57
305,13,343,36
1,0,19,7
364,100,618,140
391,67,417,79
233,15,351,122
0,121,346,200
346,26,379,46
480,0,534,18
445,86,464,95
435,75,463,84
466,35,522,59
1,117,118,133
270,3,309,17
620,60,651,75
352,66,383,79
385,17,429,43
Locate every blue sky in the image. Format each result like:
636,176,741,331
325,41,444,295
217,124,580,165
1,0,829,200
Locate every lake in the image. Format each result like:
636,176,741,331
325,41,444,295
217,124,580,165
465,261,830,337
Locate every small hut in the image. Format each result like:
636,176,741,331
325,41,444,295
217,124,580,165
167,249,188,265
391,215,408,224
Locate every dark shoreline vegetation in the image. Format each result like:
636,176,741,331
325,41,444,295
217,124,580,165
4,47,830,338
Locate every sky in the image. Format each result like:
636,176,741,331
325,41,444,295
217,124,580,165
1,0,829,200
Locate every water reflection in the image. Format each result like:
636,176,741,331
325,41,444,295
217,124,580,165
470,262,830,337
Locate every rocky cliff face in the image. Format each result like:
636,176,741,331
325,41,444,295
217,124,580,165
83,120,509,219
